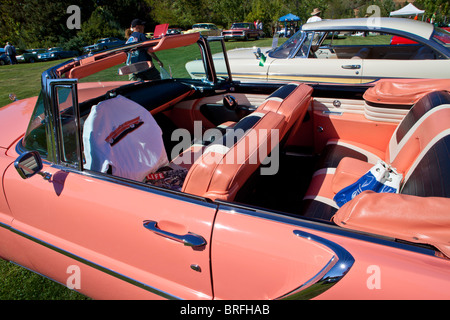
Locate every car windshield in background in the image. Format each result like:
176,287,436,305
232,23,252,29
269,30,304,59
194,24,212,29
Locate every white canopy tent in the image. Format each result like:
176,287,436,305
390,3,425,18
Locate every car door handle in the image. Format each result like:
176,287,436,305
143,220,207,247
341,64,361,69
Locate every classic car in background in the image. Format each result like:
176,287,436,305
216,18,450,84
0,48,8,65
83,37,126,53
222,22,264,41
37,47,79,61
0,31,449,300
16,48,47,63
183,23,221,36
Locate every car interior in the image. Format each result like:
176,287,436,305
77,76,450,231
306,31,443,60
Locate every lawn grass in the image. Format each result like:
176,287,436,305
0,37,278,300
0,262,88,300
0,60,70,108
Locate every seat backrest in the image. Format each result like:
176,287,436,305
386,91,450,173
83,95,168,181
257,82,313,137
401,130,450,198
182,110,286,200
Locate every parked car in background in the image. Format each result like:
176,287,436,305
83,37,126,53
16,48,47,63
167,28,183,35
214,18,450,84
1,31,450,300
183,23,221,36
38,47,78,61
222,22,264,41
0,48,8,65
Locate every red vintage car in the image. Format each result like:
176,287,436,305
222,22,264,41
1,32,449,300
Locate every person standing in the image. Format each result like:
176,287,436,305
126,19,161,81
4,42,17,65
307,8,322,23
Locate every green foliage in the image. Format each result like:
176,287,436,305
1,0,449,51
74,7,124,51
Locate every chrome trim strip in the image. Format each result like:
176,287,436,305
277,230,355,300
215,202,437,257
0,221,181,300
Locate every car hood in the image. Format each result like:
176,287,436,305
0,97,37,149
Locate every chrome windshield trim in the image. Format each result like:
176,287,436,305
277,230,355,300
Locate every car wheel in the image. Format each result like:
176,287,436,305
29,58,35,63
0,60,4,66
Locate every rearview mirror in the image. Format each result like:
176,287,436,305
118,61,154,75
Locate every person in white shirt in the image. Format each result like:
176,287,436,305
307,8,322,23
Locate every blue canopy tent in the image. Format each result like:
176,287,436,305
279,13,301,37
279,13,301,22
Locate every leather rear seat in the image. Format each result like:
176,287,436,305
317,90,450,170
302,90,450,221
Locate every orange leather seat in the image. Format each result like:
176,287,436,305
179,83,313,201
182,110,286,201
302,90,450,221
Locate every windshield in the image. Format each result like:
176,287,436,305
432,27,450,46
232,23,252,29
269,30,303,59
193,24,214,29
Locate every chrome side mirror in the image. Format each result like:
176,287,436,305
14,151,46,180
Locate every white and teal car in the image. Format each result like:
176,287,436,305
188,18,450,84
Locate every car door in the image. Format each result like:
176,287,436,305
361,43,450,81
267,57,363,84
4,163,217,299
267,31,363,84
4,80,217,299
211,203,355,299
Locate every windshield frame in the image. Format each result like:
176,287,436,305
269,30,306,59
20,34,233,162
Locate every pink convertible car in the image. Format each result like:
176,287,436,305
0,31,449,300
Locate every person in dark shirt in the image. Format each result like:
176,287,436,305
4,42,17,65
126,19,161,81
